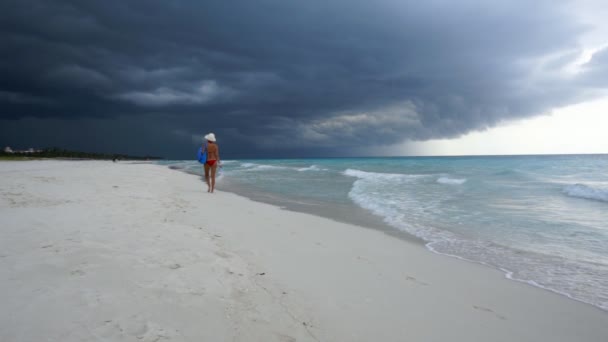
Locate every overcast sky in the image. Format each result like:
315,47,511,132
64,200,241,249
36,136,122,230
1,0,607,159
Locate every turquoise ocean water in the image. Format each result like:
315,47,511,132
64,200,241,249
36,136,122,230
159,155,608,311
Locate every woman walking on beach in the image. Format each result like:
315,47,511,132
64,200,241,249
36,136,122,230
203,133,220,193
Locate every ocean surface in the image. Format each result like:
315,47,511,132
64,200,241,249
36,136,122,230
159,155,608,311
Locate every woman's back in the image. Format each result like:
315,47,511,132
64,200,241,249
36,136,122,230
207,143,218,161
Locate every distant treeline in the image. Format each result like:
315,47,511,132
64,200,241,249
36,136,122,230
0,148,162,160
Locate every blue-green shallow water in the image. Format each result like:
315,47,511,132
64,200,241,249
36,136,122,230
159,155,608,311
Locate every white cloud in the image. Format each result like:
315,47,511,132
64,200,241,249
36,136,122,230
306,101,421,142
117,80,232,106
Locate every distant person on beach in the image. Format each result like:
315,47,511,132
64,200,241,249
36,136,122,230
203,133,220,193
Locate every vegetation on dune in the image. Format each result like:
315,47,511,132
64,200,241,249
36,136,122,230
0,148,162,160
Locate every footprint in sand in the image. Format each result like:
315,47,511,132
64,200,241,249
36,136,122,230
96,319,174,341
188,289,206,296
215,251,231,259
405,275,430,286
473,305,507,320
70,269,86,276
356,255,370,262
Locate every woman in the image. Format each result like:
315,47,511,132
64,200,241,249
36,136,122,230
203,133,220,193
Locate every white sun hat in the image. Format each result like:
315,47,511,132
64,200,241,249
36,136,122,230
204,133,216,142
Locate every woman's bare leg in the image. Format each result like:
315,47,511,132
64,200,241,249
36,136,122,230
204,164,211,192
210,164,218,193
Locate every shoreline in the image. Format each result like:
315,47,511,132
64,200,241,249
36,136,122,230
177,161,426,245
217,173,426,245
2,160,607,341
178,163,608,312
224,175,605,312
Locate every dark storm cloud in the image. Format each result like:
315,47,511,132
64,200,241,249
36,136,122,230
0,0,605,157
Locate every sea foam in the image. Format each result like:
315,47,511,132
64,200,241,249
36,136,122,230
297,165,325,172
239,163,289,171
437,177,467,185
343,168,424,181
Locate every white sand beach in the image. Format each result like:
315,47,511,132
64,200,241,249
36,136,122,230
1,160,607,342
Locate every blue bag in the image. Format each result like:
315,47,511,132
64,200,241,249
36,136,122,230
197,144,208,164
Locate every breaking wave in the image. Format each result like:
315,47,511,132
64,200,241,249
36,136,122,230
563,184,608,203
